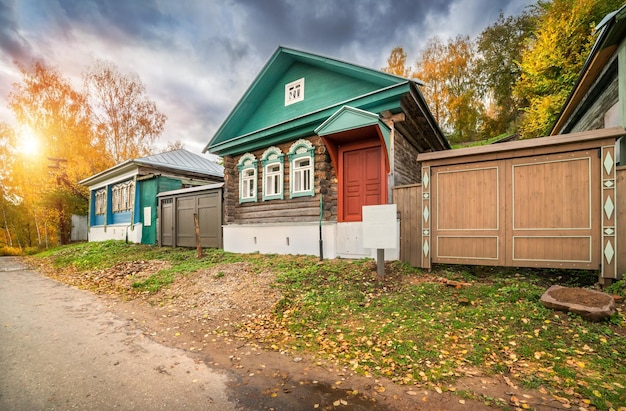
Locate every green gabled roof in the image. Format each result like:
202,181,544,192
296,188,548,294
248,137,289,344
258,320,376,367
204,46,417,156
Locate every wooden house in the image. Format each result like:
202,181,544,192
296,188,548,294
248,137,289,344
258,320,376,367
80,149,224,245
550,4,626,278
203,46,449,259
551,4,626,159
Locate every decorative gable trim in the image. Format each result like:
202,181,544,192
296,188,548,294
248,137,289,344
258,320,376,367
315,106,391,172
237,152,257,171
204,46,416,156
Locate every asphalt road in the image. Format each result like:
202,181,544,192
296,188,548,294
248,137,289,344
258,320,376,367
0,257,238,411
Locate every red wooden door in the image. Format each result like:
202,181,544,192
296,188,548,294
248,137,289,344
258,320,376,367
341,145,383,221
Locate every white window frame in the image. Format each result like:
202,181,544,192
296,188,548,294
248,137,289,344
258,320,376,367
288,139,315,198
285,78,304,106
241,167,257,201
111,180,135,213
95,188,106,215
265,163,282,197
261,146,284,201
237,153,258,203
292,157,313,194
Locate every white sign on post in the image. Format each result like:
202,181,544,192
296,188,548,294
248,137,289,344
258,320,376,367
362,204,397,249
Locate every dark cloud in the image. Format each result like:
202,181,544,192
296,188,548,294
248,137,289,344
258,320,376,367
233,0,451,56
0,0,32,63
0,0,535,153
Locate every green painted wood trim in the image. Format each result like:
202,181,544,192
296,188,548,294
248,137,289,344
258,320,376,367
204,46,415,153
315,106,380,135
261,147,285,201
288,139,315,198
315,106,391,166
209,84,407,156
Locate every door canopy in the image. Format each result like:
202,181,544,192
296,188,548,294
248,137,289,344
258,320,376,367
314,106,391,173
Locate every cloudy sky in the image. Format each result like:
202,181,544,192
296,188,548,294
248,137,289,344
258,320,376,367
0,0,534,155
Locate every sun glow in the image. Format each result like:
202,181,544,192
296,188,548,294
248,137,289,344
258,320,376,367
17,128,41,156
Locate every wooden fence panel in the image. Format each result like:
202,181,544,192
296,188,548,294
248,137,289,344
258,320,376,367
508,149,600,269
393,184,421,267
431,161,505,266
415,128,625,282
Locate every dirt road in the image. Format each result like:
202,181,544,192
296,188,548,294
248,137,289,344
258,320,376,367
0,257,237,410
1,256,507,410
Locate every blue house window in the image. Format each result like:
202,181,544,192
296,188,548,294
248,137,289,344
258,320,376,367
111,180,135,213
238,153,258,203
288,139,315,198
95,188,106,215
261,146,284,201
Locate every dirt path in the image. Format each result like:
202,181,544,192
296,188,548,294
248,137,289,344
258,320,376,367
54,259,561,411
0,257,236,410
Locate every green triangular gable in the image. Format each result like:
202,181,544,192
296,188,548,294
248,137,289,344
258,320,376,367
205,46,412,156
315,106,391,161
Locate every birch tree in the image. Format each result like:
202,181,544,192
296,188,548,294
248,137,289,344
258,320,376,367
84,60,167,163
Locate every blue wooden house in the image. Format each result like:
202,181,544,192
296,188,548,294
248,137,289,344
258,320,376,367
80,149,223,244
203,46,449,259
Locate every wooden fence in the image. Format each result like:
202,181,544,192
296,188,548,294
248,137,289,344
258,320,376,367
394,127,624,284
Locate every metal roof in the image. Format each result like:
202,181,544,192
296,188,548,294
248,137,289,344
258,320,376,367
79,149,223,186
135,149,223,177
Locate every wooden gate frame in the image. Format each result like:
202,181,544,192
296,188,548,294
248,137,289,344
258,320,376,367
416,127,625,283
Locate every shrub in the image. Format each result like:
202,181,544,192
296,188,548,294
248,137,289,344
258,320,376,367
0,246,22,256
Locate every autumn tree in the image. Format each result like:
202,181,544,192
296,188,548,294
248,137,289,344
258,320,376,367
84,60,167,163
514,0,625,138
382,46,411,77
475,10,536,137
413,37,447,126
8,62,110,245
414,35,483,143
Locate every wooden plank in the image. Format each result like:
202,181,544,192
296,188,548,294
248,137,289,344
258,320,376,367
393,184,422,267
507,149,600,269
431,160,504,266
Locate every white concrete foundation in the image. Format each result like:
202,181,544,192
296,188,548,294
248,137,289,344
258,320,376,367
88,224,143,244
222,221,399,260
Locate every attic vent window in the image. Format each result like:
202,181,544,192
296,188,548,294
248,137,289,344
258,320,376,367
285,78,304,106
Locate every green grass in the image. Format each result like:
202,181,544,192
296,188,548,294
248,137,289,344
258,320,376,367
31,242,626,410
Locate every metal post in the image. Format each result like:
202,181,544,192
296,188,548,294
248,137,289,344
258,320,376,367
319,195,324,261
377,248,384,278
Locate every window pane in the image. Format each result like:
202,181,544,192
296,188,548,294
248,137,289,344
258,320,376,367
303,168,310,191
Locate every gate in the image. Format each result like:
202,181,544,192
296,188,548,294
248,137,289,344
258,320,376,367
416,127,623,283
158,184,223,249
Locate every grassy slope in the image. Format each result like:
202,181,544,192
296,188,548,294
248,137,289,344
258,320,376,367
32,241,626,410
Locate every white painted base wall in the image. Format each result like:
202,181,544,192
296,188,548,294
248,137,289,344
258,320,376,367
88,224,143,244
222,221,399,260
